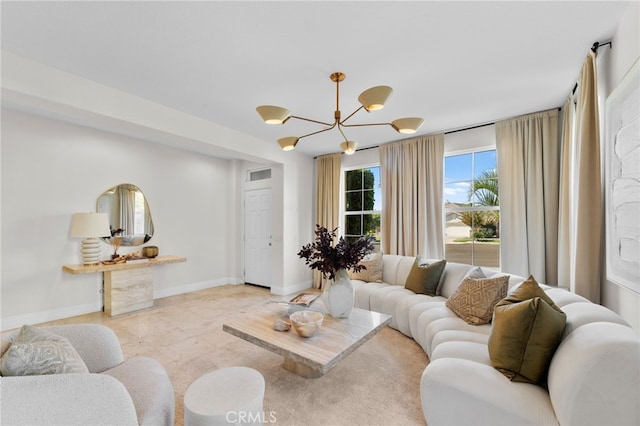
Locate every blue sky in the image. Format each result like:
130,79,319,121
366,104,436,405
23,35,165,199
444,150,496,204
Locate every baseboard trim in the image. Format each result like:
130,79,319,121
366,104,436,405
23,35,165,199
1,301,103,332
1,278,315,331
154,277,244,300
270,280,313,296
1,277,246,331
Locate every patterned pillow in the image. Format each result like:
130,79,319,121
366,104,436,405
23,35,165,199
348,252,383,283
446,275,509,325
0,325,89,376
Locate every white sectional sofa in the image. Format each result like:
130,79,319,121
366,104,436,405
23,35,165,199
351,254,640,426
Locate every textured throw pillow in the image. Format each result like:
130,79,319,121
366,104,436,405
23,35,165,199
404,259,446,296
488,275,567,385
446,274,509,325
0,325,89,376
0,339,11,358
348,251,383,283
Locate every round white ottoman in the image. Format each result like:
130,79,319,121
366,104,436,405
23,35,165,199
184,367,265,426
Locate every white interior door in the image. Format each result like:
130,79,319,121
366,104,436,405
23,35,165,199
244,188,272,287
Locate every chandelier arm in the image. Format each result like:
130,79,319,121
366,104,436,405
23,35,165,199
339,106,366,125
289,115,335,127
337,124,350,143
297,122,338,140
340,122,393,128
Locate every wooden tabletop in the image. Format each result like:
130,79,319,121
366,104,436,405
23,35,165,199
223,306,391,378
62,255,186,274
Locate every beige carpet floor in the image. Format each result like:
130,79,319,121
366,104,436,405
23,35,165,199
40,284,429,426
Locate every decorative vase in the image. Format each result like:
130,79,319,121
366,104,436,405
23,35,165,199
322,268,354,318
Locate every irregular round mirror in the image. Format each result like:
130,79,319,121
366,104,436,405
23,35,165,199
96,183,154,247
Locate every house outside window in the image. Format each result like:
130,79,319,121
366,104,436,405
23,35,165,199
444,149,500,267
344,166,381,245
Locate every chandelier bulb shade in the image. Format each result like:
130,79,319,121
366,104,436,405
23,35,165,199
391,117,425,134
340,141,358,155
358,86,393,111
257,72,423,153
277,137,299,151
256,105,290,124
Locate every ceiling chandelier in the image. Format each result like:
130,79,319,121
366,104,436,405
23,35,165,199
256,72,424,155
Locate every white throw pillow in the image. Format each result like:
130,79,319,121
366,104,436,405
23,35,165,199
0,324,89,376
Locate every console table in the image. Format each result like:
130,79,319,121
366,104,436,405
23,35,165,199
63,255,186,316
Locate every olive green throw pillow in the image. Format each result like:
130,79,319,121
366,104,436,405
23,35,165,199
488,276,566,386
404,259,446,296
506,275,563,311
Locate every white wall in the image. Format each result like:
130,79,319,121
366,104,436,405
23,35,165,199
443,125,496,154
279,158,314,295
1,52,315,329
1,108,238,329
600,1,640,330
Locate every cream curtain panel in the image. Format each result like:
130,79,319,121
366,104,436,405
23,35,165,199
314,153,341,289
496,109,560,283
565,51,602,302
379,134,445,258
557,94,575,287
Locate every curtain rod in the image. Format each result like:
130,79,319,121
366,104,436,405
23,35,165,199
444,121,495,135
321,121,497,158
572,41,612,94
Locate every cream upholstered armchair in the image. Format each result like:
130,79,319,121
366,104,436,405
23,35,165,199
0,323,174,425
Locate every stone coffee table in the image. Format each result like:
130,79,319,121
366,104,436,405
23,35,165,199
223,306,391,378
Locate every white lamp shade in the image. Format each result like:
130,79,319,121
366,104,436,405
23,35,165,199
256,105,290,124
340,141,358,155
358,86,393,111
392,117,424,134
278,137,299,151
69,213,111,238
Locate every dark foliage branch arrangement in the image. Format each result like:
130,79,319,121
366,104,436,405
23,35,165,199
297,225,375,280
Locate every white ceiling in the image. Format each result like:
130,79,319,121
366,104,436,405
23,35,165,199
0,1,630,158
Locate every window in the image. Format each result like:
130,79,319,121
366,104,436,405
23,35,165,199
133,190,146,235
344,167,381,244
444,149,500,267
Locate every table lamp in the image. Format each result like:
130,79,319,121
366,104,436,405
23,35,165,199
69,212,111,264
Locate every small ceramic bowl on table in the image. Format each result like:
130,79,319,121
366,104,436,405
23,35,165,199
289,310,324,337
273,318,291,331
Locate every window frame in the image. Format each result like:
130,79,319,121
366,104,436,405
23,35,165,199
341,163,382,244
444,146,500,267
